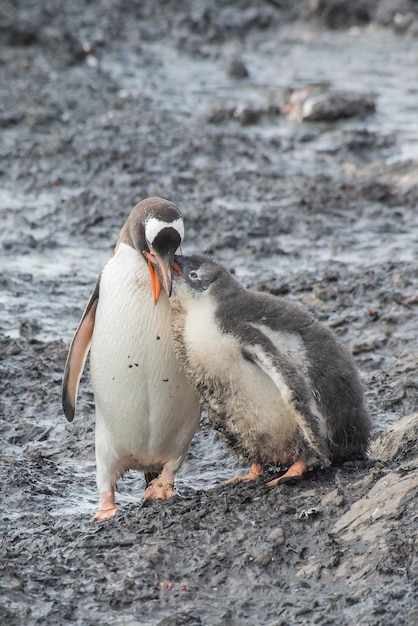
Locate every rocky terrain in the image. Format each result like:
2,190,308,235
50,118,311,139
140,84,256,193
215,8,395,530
1,1,418,624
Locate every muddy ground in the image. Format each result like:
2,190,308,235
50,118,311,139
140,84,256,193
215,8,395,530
1,1,418,624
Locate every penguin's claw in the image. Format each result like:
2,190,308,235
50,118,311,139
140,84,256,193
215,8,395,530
143,468,176,500
93,492,120,521
92,507,120,521
266,460,307,487
143,481,177,500
223,463,263,485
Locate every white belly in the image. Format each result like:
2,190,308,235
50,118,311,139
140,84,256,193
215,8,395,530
180,297,299,463
90,243,200,482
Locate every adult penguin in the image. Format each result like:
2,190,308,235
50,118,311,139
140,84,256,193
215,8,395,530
62,198,200,520
164,253,371,486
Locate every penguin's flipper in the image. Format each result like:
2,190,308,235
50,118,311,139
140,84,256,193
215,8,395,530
62,276,100,422
241,337,328,464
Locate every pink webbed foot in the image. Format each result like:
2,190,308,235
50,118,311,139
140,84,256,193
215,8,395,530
143,467,177,500
92,491,120,521
266,460,307,487
223,463,264,485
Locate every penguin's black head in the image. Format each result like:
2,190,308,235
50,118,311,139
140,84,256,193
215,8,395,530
173,254,224,293
121,197,185,302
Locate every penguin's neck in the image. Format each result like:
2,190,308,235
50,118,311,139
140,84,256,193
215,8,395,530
109,242,149,287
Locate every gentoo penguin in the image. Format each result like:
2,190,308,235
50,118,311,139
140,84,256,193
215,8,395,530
62,197,201,520
162,253,371,485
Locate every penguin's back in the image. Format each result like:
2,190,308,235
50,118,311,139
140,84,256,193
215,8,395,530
215,285,371,462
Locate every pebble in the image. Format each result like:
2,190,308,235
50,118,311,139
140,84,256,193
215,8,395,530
140,543,162,564
283,86,376,122
254,546,273,566
226,57,249,79
321,489,345,508
267,527,285,544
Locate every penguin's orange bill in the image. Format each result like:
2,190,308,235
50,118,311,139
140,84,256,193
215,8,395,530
144,252,184,303
147,259,162,303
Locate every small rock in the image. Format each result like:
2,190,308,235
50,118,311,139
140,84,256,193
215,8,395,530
254,547,273,566
140,543,162,564
313,283,336,301
393,12,415,33
234,106,260,125
306,1,372,29
321,489,345,508
6,341,22,356
301,295,330,311
207,103,280,126
157,612,202,626
370,413,418,462
295,554,322,578
283,86,376,122
226,57,249,79
19,319,42,338
0,111,25,128
267,527,285,544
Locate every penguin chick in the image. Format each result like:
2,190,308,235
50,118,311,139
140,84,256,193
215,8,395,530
167,254,372,486
62,198,200,520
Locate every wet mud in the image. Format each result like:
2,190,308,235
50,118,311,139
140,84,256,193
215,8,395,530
1,1,418,624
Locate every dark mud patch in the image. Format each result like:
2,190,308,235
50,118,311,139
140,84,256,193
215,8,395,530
1,1,418,624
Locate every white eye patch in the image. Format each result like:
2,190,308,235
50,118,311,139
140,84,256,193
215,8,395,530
188,269,202,280
145,217,184,246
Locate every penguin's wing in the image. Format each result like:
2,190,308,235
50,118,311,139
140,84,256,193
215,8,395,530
62,275,100,422
240,329,328,462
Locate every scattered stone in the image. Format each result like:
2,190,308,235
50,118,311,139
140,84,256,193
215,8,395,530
19,319,42,339
254,546,273,566
321,489,345,508
156,612,202,626
301,295,330,311
333,470,417,542
226,57,249,79
140,543,162,564
370,413,418,462
283,87,376,122
306,0,373,29
267,527,285,544
207,103,280,125
0,111,25,128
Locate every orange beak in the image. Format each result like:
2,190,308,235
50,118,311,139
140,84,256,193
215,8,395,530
144,251,183,303
147,258,162,303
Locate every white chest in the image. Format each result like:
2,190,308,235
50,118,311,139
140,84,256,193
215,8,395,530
177,296,298,445
89,243,200,465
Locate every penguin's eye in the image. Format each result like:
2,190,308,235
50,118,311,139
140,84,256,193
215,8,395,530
189,270,199,280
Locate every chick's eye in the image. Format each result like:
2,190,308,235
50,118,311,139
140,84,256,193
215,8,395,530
189,270,199,280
